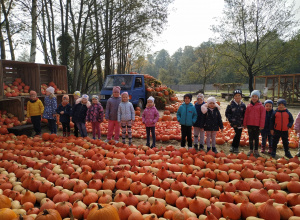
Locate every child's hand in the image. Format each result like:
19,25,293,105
259,127,264,130
270,130,274,135
60,111,64,114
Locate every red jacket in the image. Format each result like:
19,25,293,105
270,108,294,131
243,101,266,128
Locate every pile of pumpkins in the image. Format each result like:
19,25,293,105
41,82,66,95
0,133,300,219
4,78,30,97
0,111,24,134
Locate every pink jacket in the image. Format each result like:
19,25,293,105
243,101,266,128
142,105,159,127
295,112,300,131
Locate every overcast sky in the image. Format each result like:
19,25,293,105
149,0,300,55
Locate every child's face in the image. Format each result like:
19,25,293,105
45,91,51,96
278,103,285,110
265,103,272,111
63,98,69,104
30,94,37,100
82,99,87,105
147,100,154,107
92,98,98,104
122,94,129,102
234,94,242,103
113,91,120,98
184,97,191,104
251,95,259,103
197,98,203,104
74,95,79,100
208,102,215,109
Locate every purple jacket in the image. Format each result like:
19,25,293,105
142,106,159,127
243,101,266,128
86,103,104,123
105,96,121,121
294,112,300,131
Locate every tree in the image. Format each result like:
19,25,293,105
187,42,219,92
29,0,37,62
211,0,299,92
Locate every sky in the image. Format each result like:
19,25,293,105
149,0,300,55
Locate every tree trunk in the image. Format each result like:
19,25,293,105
1,0,14,60
0,28,6,59
248,70,254,93
29,0,37,62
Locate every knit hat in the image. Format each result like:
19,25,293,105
121,92,128,97
233,89,242,96
264,100,273,106
46,86,55,94
197,93,204,100
147,96,155,102
82,94,89,100
277,99,287,107
63,95,69,100
207,97,216,104
92,95,99,100
74,91,81,97
29,90,37,96
250,90,260,98
183,93,192,101
113,86,121,93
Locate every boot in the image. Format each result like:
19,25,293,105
247,150,253,156
254,150,260,158
212,147,218,154
233,148,239,153
207,147,211,152
63,132,66,137
229,146,234,152
285,151,293,159
67,132,70,137
194,144,198,151
260,145,265,153
267,147,272,154
199,144,204,151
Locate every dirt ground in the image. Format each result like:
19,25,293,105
44,94,300,159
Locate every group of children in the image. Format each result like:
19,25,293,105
177,89,299,159
25,85,300,158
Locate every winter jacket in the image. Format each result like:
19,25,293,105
261,109,275,132
142,105,159,127
270,108,294,131
27,99,44,117
105,97,122,121
243,101,266,128
295,112,300,131
72,102,88,123
201,104,223,131
176,103,197,126
86,103,104,123
194,102,206,128
225,100,246,127
117,102,135,122
43,96,57,120
56,104,72,123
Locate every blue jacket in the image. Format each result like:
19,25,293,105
56,104,72,123
176,103,197,126
225,100,246,127
201,106,224,131
262,109,274,132
194,102,206,128
43,96,57,120
117,102,135,122
72,103,88,123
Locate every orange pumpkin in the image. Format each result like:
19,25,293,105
0,208,18,220
87,204,120,220
0,194,11,209
35,209,62,220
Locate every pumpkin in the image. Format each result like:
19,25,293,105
0,208,18,220
35,209,62,220
275,203,293,220
0,194,11,209
222,203,241,220
257,199,280,220
87,204,120,220
240,200,257,219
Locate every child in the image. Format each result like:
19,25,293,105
193,93,206,151
72,91,81,137
295,112,300,157
142,96,159,148
225,89,246,153
56,95,72,137
270,99,294,159
72,94,90,137
176,94,197,149
105,86,122,143
86,95,104,140
117,92,135,145
260,100,274,154
243,90,266,157
27,90,44,136
43,86,57,134
201,97,223,153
